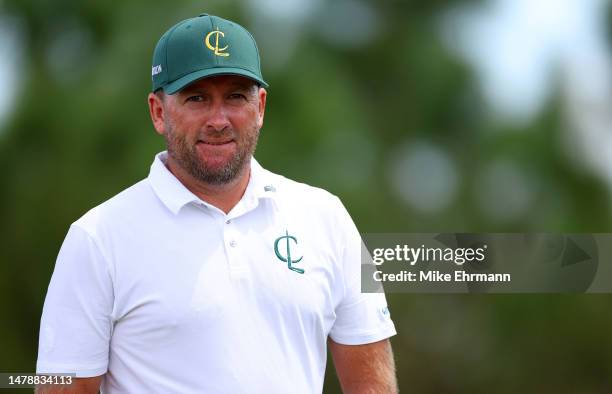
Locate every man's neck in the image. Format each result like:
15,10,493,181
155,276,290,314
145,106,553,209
166,158,251,214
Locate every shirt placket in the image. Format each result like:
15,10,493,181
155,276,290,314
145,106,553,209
222,216,248,278
222,194,261,278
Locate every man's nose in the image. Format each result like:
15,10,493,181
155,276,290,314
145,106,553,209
206,101,231,132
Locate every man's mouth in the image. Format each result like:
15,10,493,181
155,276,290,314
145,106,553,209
197,139,234,146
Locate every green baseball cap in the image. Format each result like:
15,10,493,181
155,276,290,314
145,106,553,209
151,13,268,94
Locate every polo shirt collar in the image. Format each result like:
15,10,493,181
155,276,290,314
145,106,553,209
148,151,277,215
248,156,279,201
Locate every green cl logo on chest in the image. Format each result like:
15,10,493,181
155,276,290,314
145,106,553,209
274,230,304,274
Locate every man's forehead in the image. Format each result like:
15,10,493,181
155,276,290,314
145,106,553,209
179,75,258,93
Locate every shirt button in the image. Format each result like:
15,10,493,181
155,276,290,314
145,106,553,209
225,219,231,224
229,240,237,248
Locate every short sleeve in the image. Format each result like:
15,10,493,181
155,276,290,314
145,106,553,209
36,224,113,377
328,198,397,345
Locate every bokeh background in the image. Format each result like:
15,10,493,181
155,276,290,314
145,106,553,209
1,0,611,392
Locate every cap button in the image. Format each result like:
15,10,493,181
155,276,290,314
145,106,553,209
198,13,209,17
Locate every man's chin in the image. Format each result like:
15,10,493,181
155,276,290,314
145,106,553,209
199,157,235,174
193,157,248,185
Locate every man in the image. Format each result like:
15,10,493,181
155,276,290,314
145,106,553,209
36,13,397,393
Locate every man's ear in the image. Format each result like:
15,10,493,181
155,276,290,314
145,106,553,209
148,92,166,135
257,87,267,129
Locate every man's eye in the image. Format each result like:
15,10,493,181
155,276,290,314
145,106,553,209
186,95,204,102
228,93,246,100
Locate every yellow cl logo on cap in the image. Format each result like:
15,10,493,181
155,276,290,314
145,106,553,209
205,29,230,57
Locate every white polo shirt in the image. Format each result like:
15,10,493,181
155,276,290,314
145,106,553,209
37,151,396,394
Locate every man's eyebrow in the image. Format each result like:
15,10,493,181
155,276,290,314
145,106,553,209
178,88,205,96
228,82,256,91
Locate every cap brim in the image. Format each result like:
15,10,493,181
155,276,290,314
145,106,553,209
163,67,268,94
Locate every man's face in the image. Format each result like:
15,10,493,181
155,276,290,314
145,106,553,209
153,75,267,185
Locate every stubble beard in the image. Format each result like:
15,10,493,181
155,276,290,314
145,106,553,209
165,120,260,185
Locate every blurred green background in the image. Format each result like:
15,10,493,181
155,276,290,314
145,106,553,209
1,0,611,392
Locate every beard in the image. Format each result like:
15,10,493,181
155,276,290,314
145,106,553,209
164,120,260,185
